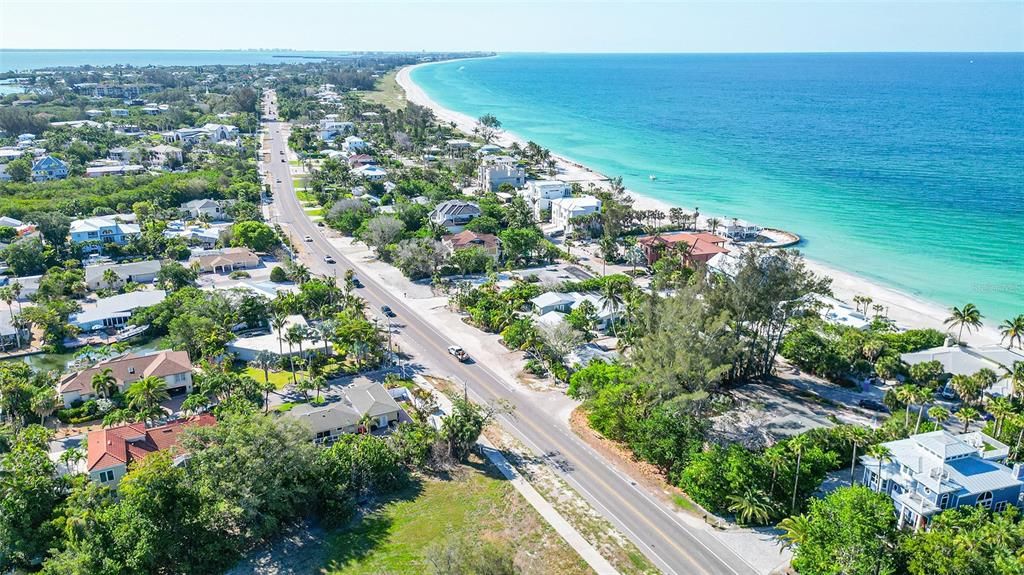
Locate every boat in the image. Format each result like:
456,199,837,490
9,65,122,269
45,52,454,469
649,174,657,180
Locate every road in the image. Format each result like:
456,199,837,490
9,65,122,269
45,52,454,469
260,94,757,575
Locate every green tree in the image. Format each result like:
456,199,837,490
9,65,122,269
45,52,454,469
5,156,32,183
0,426,62,569
901,505,1024,575
156,261,197,291
230,220,277,252
945,303,984,342
727,488,776,526
124,376,169,422
999,314,1024,349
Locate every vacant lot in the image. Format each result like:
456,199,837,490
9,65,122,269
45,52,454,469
322,456,592,575
358,70,407,111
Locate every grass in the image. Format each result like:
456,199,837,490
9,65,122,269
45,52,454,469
358,69,407,111
672,494,698,513
305,207,324,217
243,366,308,390
295,189,315,202
321,457,593,575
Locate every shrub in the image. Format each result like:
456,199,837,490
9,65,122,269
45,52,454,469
229,270,251,279
269,266,288,283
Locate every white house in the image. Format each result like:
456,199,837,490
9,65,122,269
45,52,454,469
550,196,601,231
226,315,331,361
147,144,183,167
318,119,355,142
353,165,388,182
479,158,526,192
342,136,369,155
70,215,141,254
70,290,167,332
84,260,162,290
180,198,229,221
523,180,571,217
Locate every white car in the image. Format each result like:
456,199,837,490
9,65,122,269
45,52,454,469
303,235,312,242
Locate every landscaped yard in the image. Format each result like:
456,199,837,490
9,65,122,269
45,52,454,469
243,366,308,389
321,457,593,575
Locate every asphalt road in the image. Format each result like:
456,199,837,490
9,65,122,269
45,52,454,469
261,95,756,575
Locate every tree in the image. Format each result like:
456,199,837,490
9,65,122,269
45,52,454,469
901,505,1024,575
230,220,277,252
986,396,1014,437
475,113,502,144
394,238,446,280
999,314,1024,349
927,405,951,427
727,488,776,526
786,486,898,575
90,368,119,400
845,426,872,485
30,389,59,426
26,212,71,248
361,215,405,257
449,246,492,276
0,238,46,277
865,443,892,492
5,155,31,183
777,514,810,551
945,303,983,342
950,373,983,406
0,425,63,569
156,261,197,291
124,376,169,422
789,434,810,514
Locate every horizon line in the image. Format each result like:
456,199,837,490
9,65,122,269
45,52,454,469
2,48,1023,55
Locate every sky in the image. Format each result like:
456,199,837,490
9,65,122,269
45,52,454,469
1,1,1022,53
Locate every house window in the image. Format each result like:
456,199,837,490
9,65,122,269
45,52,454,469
98,470,115,483
994,501,1008,513
939,493,949,509
977,491,993,510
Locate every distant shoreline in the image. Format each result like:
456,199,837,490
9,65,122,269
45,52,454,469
396,61,1004,345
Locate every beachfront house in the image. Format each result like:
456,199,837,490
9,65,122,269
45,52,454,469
58,350,193,407
478,156,526,191
86,414,215,489
70,215,142,254
523,180,571,218
443,230,501,262
284,381,403,443
84,259,162,291
901,343,1024,399
860,430,1024,531
31,155,69,181
70,290,167,332
550,196,601,232
429,200,481,232
637,232,729,267
189,247,260,274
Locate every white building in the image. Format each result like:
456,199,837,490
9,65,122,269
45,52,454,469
479,158,526,192
550,196,601,231
318,119,355,142
84,260,162,290
70,290,167,332
226,315,331,361
353,165,388,182
180,198,229,221
342,136,368,155
522,180,572,217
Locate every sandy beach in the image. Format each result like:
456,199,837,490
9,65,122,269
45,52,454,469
396,63,1004,346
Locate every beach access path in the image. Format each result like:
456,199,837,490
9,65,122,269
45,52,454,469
395,63,1005,347
262,110,764,574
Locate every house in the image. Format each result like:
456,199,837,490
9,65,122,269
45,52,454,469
550,196,601,231
347,154,376,168
446,139,472,153
70,215,141,253
0,275,40,301
109,108,130,117
318,119,355,141
31,155,69,181
522,180,571,217
146,144,183,166
162,221,226,249
813,295,872,330
429,200,481,232
180,198,229,221
860,430,1024,531
531,291,576,315
723,220,762,241
902,344,1024,398
85,164,146,178
85,109,104,118
84,260,162,291
637,232,729,267
189,247,260,274
530,291,622,332
342,136,369,155
0,309,30,351
352,164,388,182
443,230,501,261
0,216,23,229
479,161,526,192
225,314,331,361
58,349,193,407
86,414,215,488
70,290,167,332
284,381,402,443
107,147,138,164
199,123,239,142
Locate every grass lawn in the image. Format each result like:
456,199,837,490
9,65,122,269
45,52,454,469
295,189,315,202
358,70,406,111
321,457,593,575
243,366,308,390
304,207,323,217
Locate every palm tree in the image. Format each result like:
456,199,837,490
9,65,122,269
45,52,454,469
956,406,980,433
912,387,931,433
789,435,810,514
777,514,810,551
865,444,892,492
727,488,775,526
706,217,722,234
763,444,788,498
986,396,1014,437
999,315,1024,349
180,393,209,417
31,389,60,426
1010,412,1024,460
894,385,917,425
945,303,983,343
600,281,625,338
90,368,119,400
124,376,169,420
846,426,872,485
58,446,85,474
251,349,276,387
0,287,14,349
950,374,982,406
271,313,287,356
927,405,951,428
311,375,326,403
1009,362,1024,400
10,281,22,314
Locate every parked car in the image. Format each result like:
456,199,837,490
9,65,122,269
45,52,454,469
447,345,469,362
303,235,312,242
323,255,336,264
380,305,395,318
858,399,888,412
351,276,362,288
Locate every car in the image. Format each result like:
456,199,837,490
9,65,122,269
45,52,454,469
281,159,285,163
350,277,362,288
380,305,395,318
323,255,336,264
275,179,281,183
316,221,325,227
858,399,888,413
447,345,469,362
279,150,284,155
303,235,312,242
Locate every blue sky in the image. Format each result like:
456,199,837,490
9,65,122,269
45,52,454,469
2,1,1022,52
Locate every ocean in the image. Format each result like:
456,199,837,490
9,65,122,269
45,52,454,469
0,49,345,72
411,53,1024,322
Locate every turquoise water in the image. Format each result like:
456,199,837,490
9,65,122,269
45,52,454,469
412,53,1024,321
0,50,346,72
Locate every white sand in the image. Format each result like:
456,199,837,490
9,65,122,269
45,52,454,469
395,64,1003,346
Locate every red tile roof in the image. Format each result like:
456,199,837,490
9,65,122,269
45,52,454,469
445,230,499,250
59,350,192,396
86,414,216,472
638,232,729,257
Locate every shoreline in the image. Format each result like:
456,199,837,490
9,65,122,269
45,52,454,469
395,62,1004,346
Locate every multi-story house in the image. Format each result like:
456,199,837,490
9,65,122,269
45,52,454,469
860,430,1024,531
521,179,571,217
31,155,69,181
550,195,601,232
70,215,141,253
58,349,193,407
478,156,526,192
429,200,481,232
